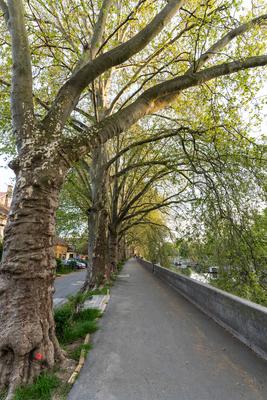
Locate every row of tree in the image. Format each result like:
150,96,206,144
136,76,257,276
0,0,266,397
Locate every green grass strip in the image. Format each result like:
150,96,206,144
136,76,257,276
13,373,60,400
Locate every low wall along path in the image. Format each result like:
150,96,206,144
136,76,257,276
139,258,267,360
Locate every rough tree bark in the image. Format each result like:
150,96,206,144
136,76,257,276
107,225,119,275
0,0,266,395
83,144,109,289
0,2,68,397
106,138,121,277
0,145,67,399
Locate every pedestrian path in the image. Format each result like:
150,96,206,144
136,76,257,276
68,259,267,400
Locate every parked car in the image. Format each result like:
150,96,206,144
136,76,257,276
63,259,86,269
77,260,87,268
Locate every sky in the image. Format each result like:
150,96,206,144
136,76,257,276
0,154,14,191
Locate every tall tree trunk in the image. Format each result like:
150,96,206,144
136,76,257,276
0,157,66,398
118,233,127,261
107,226,118,276
106,138,120,278
86,207,108,288
83,144,109,290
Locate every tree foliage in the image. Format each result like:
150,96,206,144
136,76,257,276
1,0,267,395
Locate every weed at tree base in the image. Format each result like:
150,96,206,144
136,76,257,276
73,308,102,321
68,343,93,362
61,320,98,344
54,303,73,338
13,373,60,400
54,303,100,345
0,390,7,400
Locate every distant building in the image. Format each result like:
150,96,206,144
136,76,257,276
0,185,13,240
54,237,78,260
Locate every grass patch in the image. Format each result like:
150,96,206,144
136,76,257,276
110,272,117,282
13,373,60,400
73,308,102,322
66,287,108,310
0,390,7,400
68,291,91,307
117,260,125,272
61,320,98,344
54,303,73,339
68,343,92,362
88,287,109,296
179,267,192,277
54,303,100,345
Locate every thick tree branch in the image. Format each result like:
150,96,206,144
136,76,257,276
43,0,184,130
90,0,113,58
7,0,34,148
107,23,196,114
60,54,267,160
74,0,113,73
90,54,267,146
96,0,150,56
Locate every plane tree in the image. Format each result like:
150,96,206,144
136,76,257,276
0,0,267,396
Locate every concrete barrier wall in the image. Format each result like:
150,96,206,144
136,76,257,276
138,258,267,360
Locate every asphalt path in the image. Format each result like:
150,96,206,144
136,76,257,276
53,270,86,306
68,258,267,400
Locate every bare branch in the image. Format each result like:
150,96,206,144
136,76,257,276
115,160,177,178
108,23,196,114
106,126,206,168
189,13,267,73
118,169,171,223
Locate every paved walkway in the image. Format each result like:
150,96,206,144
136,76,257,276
68,259,267,400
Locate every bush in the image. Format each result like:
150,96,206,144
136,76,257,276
213,270,267,307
